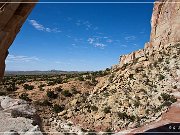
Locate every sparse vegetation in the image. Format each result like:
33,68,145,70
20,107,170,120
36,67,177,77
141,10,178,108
47,90,58,99
53,104,65,113
23,84,34,90
19,93,32,102
103,106,111,114
158,74,165,81
61,90,72,97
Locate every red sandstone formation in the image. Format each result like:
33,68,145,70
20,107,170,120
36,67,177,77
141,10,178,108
0,0,38,79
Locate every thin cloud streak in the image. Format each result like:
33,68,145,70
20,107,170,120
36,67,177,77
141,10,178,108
28,19,61,33
6,55,40,63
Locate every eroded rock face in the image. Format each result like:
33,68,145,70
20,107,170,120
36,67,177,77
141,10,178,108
150,0,180,48
0,96,42,134
0,0,37,79
119,0,180,66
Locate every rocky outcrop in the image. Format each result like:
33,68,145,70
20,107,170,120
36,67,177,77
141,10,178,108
0,0,38,79
64,0,180,132
0,96,42,134
150,0,180,48
119,0,180,67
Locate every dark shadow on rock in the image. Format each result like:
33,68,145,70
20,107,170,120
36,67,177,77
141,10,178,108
33,114,47,135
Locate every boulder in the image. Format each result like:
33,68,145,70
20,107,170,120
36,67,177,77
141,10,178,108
0,96,42,134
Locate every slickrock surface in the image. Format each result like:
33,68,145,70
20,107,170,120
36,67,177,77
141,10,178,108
0,96,42,135
0,0,37,79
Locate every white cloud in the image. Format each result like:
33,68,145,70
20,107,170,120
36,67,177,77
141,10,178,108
6,55,40,63
87,38,95,44
95,43,106,48
28,19,61,33
87,37,106,49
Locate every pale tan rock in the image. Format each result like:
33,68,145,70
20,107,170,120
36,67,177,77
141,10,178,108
58,110,67,116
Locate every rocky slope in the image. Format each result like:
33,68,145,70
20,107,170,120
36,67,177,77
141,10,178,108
45,0,180,133
0,0,37,79
0,96,43,134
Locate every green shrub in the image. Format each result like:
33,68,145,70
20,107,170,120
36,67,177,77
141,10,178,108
158,58,163,62
158,74,165,81
91,77,98,85
38,84,46,88
161,93,177,103
129,74,134,79
71,87,79,94
162,101,172,107
6,83,18,91
53,104,65,113
55,86,63,92
173,85,177,89
91,106,98,111
78,76,84,81
154,61,158,67
134,100,140,108
41,100,52,106
47,91,58,99
19,93,32,102
103,106,111,114
61,90,72,97
23,84,34,90
117,112,129,120
108,74,114,83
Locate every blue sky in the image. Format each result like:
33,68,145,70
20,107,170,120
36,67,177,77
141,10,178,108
6,0,154,71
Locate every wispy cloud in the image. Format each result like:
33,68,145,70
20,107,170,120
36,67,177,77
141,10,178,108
124,36,136,41
106,39,113,43
94,43,106,48
6,55,40,63
28,19,61,33
120,44,128,47
87,37,106,49
87,38,95,44
75,20,98,31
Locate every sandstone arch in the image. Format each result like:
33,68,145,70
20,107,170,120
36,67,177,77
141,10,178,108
0,0,37,79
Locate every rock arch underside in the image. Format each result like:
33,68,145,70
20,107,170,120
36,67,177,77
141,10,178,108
0,0,37,79
0,0,180,134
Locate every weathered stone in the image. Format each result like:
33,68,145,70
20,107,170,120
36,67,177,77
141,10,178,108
58,110,67,116
0,0,38,79
0,96,42,134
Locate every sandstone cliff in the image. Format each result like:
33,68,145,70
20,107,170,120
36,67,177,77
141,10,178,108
60,0,180,132
119,0,180,67
0,0,37,79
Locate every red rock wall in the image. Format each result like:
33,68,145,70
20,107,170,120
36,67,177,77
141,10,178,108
0,0,37,79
